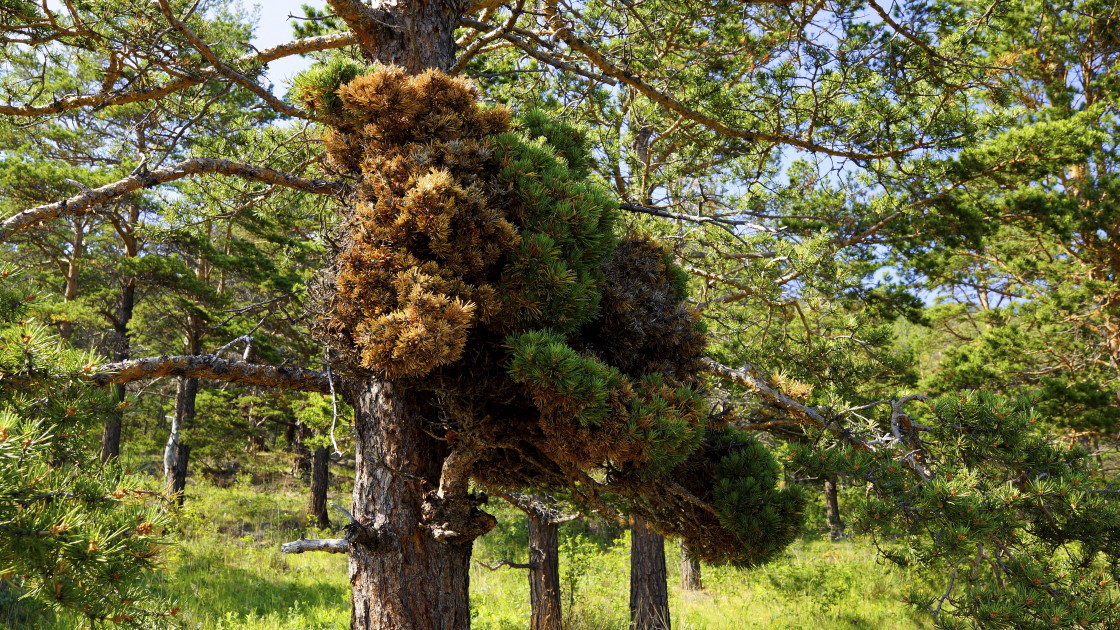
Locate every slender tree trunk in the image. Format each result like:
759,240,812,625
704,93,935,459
349,379,474,630
528,512,562,630
165,327,200,505
165,375,197,505
58,216,85,341
630,519,670,630
823,477,845,541
310,445,332,529
101,277,135,462
679,541,702,591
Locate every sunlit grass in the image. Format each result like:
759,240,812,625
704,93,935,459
5,454,931,630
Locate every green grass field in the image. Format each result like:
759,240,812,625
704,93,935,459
1,453,933,630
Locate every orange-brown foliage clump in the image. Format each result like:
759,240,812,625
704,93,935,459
321,67,517,378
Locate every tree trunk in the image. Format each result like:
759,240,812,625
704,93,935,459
349,379,475,630
528,512,562,630
327,0,458,73
310,445,332,530
100,277,135,462
630,519,670,630
165,375,197,505
322,2,487,628
678,541,702,591
823,476,845,541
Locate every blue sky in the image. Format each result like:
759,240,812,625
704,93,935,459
250,1,326,95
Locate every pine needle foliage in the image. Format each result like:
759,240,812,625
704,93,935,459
306,66,803,565
793,391,1120,629
0,274,172,627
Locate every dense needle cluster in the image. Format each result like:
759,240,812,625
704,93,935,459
303,64,804,564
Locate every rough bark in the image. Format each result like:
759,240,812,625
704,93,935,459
349,379,476,630
327,3,492,629
326,0,458,72
93,354,332,393
678,541,702,591
528,513,562,630
310,445,332,530
823,477,846,541
630,519,670,630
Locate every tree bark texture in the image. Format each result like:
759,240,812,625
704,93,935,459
823,477,846,541
326,3,482,629
528,513,562,630
325,0,459,72
678,541,702,591
310,445,332,530
630,519,670,630
95,354,331,393
349,379,472,630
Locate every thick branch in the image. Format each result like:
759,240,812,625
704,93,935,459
281,538,349,554
0,158,345,242
703,358,935,477
91,355,332,394
157,0,321,122
701,358,862,446
325,0,392,58
0,33,357,117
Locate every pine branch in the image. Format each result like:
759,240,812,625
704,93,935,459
0,158,346,242
0,33,357,117
541,1,935,161
90,355,334,394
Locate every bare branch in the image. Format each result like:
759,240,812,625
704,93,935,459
157,0,324,122
281,538,349,554
701,358,863,447
459,17,617,85
0,33,357,117
477,559,534,570
0,157,346,242
325,0,394,58
620,202,779,233
91,355,333,394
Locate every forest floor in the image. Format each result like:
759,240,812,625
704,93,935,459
2,451,934,629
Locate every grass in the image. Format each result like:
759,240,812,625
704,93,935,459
2,452,933,629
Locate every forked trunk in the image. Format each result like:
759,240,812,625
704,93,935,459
528,512,562,630
349,379,472,630
679,541,702,591
310,445,332,529
630,519,670,630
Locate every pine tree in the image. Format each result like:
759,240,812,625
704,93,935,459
0,271,173,626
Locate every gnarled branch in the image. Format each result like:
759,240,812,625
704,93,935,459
0,158,346,242
281,538,349,554
0,33,357,117
91,355,333,394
